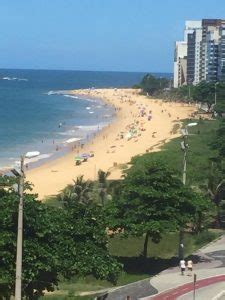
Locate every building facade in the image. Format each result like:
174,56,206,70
173,41,187,88
218,21,225,81
174,19,225,88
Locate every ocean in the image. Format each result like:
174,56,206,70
0,69,172,169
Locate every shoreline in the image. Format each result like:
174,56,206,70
26,88,196,200
0,92,115,174
22,95,116,172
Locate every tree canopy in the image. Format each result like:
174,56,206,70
0,180,121,299
192,81,216,111
136,74,225,110
138,74,169,95
106,158,215,256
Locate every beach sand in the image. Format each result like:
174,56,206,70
26,88,196,200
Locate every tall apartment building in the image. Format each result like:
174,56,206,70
174,19,225,88
185,21,202,85
173,41,187,88
218,21,225,81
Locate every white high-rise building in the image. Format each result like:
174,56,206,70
173,41,187,88
185,21,202,85
218,22,225,81
174,19,225,88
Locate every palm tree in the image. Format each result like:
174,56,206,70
98,170,110,206
59,176,94,208
206,160,225,206
201,160,225,227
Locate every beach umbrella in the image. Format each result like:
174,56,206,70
75,156,82,161
80,153,90,158
126,132,132,139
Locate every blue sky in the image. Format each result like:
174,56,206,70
0,0,224,72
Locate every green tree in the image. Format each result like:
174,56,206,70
214,82,225,114
58,175,94,207
211,119,225,157
0,178,121,299
106,159,214,257
192,81,216,112
205,160,225,206
207,120,225,207
139,74,169,95
98,169,111,206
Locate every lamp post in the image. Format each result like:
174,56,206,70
169,77,173,90
179,122,198,259
187,80,192,101
11,156,25,300
188,84,191,101
159,76,162,89
11,152,39,300
214,82,219,106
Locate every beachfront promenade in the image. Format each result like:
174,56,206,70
98,235,225,300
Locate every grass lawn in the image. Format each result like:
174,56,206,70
109,232,198,258
131,118,220,188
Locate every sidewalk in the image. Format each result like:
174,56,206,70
141,235,225,300
97,235,225,300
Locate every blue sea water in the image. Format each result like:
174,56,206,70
0,69,172,169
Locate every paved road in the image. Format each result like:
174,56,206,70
97,278,158,300
206,251,225,268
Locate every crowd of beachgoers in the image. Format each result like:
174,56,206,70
26,88,196,199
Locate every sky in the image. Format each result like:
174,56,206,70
0,0,224,73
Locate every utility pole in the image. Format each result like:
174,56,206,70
182,141,187,186
179,134,188,260
15,156,25,300
193,273,197,300
179,123,197,260
188,85,191,101
215,82,219,106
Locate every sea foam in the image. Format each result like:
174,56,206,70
1,76,28,81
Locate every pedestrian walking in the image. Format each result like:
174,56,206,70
187,259,193,276
180,259,186,275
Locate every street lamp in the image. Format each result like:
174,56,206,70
179,122,198,259
187,80,192,101
11,156,25,300
181,122,198,185
169,77,173,90
159,76,162,89
12,151,40,300
215,82,219,106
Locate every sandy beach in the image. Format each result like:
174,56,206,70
26,88,196,200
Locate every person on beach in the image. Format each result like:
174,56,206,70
180,259,186,275
187,260,193,276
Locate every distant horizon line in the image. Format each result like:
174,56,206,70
0,67,172,74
